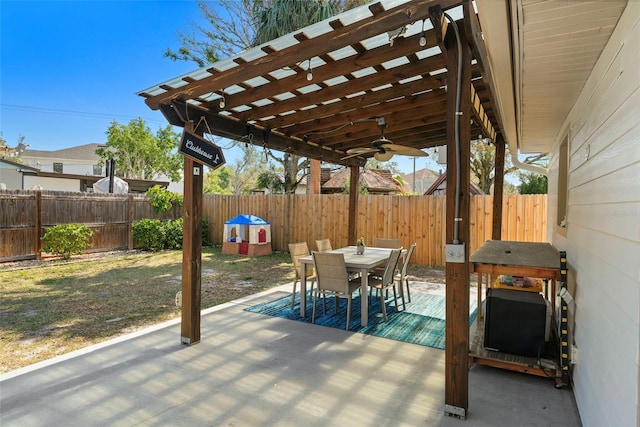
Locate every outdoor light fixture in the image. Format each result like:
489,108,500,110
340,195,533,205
388,25,407,47
419,19,427,47
306,59,313,81
219,93,226,109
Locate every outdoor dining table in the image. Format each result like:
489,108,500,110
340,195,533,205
299,246,394,327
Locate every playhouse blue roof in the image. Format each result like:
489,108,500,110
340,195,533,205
224,214,270,225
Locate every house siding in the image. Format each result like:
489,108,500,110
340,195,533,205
547,3,639,426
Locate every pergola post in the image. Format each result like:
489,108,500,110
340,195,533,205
181,122,204,345
348,165,360,245
444,21,472,418
492,135,506,240
309,159,321,194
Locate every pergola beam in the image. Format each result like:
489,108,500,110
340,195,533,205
163,100,364,167
470,84,496,141
463,0,507,138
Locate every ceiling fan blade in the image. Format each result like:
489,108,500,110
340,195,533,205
382,144,429,157
342,146,379,159
341,152,367,160
374,151,394,162
345,147,377,155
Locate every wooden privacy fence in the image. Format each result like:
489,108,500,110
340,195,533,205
0,190,181,261
204,193,547,267
1,191,546,266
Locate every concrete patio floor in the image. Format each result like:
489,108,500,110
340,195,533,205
0,283,581,426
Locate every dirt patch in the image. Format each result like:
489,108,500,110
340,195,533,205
0,250,145,271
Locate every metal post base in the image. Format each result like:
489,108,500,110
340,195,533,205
445,404,467,419
181,336,200,346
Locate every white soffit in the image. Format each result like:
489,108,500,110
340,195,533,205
514,0,627,153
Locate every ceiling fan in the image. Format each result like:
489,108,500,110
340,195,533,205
342,117,429,161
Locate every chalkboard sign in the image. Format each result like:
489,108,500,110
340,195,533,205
179,130,225,170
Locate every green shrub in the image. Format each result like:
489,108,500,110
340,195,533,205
133,217,209,251
163,218,184,250
41,224,94,259
132,219,165,251
201,217,210,246
146,186,183,213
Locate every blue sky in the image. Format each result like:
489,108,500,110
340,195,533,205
1,1,196,147
0,1,438,176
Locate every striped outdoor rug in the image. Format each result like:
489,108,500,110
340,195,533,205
245,289,477,350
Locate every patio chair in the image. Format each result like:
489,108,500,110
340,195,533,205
312,251,361,330
367,248,403,322
370,238,402,278
373,238,401,248
288,242,317,309
315,238,333,252
394,243,416,310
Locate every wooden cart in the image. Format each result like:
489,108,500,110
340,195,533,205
469,240,569,387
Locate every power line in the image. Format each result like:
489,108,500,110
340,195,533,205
0,103,165,124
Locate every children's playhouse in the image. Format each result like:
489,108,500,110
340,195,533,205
221,214,272,257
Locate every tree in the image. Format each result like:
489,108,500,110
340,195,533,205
0,132,27,161
365,157,402,175
166,0,368,193
204,165,234,194
469,139,512,194
256,168,285,194
96,119,182,182
164,0,255,67
519,172,548,194
468,139,547,194
229,144,268,194
251,0,341,45
342,177,368,195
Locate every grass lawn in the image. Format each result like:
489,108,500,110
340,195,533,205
1,247,447,374
0,247,293,373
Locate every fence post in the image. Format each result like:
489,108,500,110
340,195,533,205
34,190,42,260
128,194,134,250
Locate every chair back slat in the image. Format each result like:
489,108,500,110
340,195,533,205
315,238,332,252
382,249,403,285
373,238,401,249
313,252,349,293
288,242,313,279
400,243,416,276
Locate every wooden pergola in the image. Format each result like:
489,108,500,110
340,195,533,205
139,0,507,418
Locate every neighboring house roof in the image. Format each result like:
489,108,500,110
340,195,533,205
402,168,441,193
0,158,39,171
322,168,404,194
423,171,485,196
23,143,102,161
20,170,168,193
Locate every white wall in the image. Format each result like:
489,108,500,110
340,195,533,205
23,176,81,192
547,3,639,426
22,156,100,176
0,167,23,189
